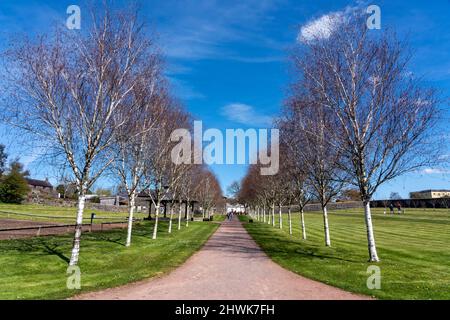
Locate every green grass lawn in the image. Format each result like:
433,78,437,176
0,220,219,299
241,208,450,300
211,214,226,222
0,202,147,223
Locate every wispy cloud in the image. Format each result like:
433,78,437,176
150,0,287,62
420,168,450,175
165,63,193,76
221,103,273,126
168,77,205,100
223,55,284,64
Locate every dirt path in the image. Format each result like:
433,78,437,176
74,216,370,300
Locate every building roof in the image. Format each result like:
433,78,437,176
413,189,450,193
26,178,53,188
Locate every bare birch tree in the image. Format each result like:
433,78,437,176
295,14,440,261
143,103,190,239
1,6,155,265
240,163,279,227
287,99,346,247
278,107,314,240
179,162,201,227
166,114,191,233
111,72,166,247
195,168,223,219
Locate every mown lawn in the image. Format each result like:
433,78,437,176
211,214,226,222
0,202,147,223
0,220,219,299
241,208,450,300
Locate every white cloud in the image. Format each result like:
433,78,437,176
298,12,343,42
221,103,273,126
298,4,364,43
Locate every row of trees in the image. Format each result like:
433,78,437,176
239,14,441,262
0,5,223,266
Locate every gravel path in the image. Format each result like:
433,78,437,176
74,216,370,300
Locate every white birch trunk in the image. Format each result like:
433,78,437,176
272,204,275,227
300,208,306,240
263,204,266,223
186,202,190,227
288,207,292,235
364,201,380,262
69,193,86,266
125,191,136,247
322,205,331,247
152,204,160,239
178,201,182,230
278,204,282,229
168,203,174,233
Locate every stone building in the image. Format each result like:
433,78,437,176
410,189,450,199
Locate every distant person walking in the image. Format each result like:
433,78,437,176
396,202,402,215
389,203,394,214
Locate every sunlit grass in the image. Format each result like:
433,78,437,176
0,202,147,223
0,220,218,299
241,208,450,300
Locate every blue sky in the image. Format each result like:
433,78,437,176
0,0,449,199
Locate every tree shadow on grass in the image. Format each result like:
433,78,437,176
131,224,155,238
41,241,70,263
248,229,361,264
0,237,70,263
93,233,126,247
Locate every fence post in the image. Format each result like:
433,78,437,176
36,227,41,237
90,213,96,232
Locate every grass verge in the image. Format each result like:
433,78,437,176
211,214,226,222
241,208,450,300
0,203,146,223
0,220,218,299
